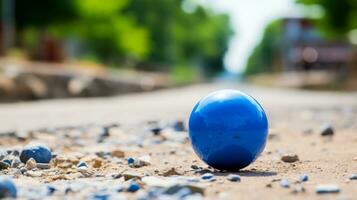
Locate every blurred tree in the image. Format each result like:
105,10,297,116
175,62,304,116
244,20,282,75
296,0,357,38
126,0,233,75
1,0,232,76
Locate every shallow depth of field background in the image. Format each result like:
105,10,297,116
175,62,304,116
0,0,356,101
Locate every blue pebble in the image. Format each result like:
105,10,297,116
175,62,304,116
2,160,11,166
227,174,241,182
201,173,214,180
77,161,88,168
280,179,290,188
90,193,110,200
127,157,135,165
20,145,52,163
0,177,17,198
47,185,56,196
300,174,309,182
188,90,268,170
127,182,140,192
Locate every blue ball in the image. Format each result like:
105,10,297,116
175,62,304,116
0,177,17,198
188,89,268,170
20,145,52,164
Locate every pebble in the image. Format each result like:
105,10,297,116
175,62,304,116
2,159,11,166
172,120,186,132
36,163,51,169
11,158,21,168
161,168,182,176
280,179,290,188
150,126,162,135
47,185,56,195
25,158,37,170
0,151,7,160
291,185,305,194
201,173,214,180
0,177,17,198
315,184,340,194
112,150,125,158
164,184,204,195
349,174,357,180
25,170,43,177
299,174,309,182
0,161,10,170
227,174,241,182
281,154,299,163
320,124,334,136
123,172,142,181
128,156,151,168
77,161,88,168
92,158,103,168
127,182,141,192
20,144,52,163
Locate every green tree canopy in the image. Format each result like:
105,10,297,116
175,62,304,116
296,0,357,38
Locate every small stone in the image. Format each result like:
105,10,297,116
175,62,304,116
268,133,279,140
191,165,200,170
24,170,42,177
280,179,290,188
11,158,21,168
92,158,103,168
36,163,51,169
164,184,204,195
172,120,186,132
291,185,305,194
127,182,140,192
201,173,215,181
0,151,7,160
25,158,37,170
128,156,150,168
47,185,56,196
123,172,142,181
20,144,52,164
315,184,340,194
320,124,334,136
0,177,17,198
150,126,162,135
281,154,299,163
161,167,182,176
227,174,241,182
77,161,88,168
0,161,10,170
138,155,151,166
299,174,309,182
112,150,125,158
349,174,357,180
2,160,11,166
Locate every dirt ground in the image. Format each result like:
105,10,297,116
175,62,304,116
0,83,356,199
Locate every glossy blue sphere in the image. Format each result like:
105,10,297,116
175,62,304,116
188,89,268,170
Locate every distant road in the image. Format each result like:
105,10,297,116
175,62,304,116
0,83,356,131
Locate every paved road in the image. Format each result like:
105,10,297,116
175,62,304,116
0,83,356,131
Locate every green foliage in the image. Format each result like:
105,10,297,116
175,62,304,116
244,20,282,75
4,0,232,76
296,0,357,37
126,0,233,75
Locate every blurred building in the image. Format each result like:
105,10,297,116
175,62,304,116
282,17,356,79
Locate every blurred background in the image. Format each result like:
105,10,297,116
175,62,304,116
0,0,356,101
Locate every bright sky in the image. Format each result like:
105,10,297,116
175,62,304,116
203,0,296,73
